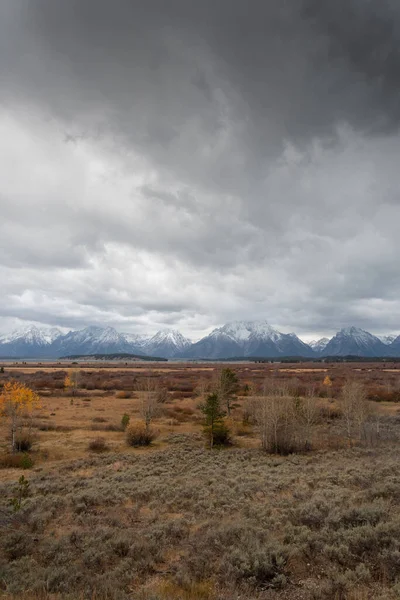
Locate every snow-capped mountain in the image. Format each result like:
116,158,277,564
122,333,149,348
52,326,143,356
386,335,400,356
379,335,397,345
274,332,315,358
322,327,387,357
181,321,315,359
0,325,64,357
2,321,400,359
54,327,191,358
142,329,191,358
309,338,330,354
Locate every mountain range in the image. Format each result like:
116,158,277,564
0,321,400,359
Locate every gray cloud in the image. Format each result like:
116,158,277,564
0,0,400,340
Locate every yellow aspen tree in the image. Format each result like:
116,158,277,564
0,381,41,453
64,369,80,396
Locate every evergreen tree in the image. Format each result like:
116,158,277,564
200,392,230,448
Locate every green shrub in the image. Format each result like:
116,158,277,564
226,545,288,588
121,413,130,430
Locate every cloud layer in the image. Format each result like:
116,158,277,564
1,0,400,339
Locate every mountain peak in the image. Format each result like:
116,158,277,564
0,324,64,357
1,321,399,359
145,329,191,357
217,320,280,342
183,320,314,359
340,326,368,336
0,324,63,345
309,338,330,353
379,334,397,345
322,327,385,357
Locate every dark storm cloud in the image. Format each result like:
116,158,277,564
1,0,400,338
4,1,400,161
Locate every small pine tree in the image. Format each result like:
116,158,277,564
200,392,230,449
121,413,130,431
9,475,30,512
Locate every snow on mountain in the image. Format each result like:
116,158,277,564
182,321,315,359
274,332,315,358
0,324,190,358
0,325,64,357
122,333,149,348
143,329,191,358
52,326,141,356
379,335,397,345
309,338,330,353
2,321,399,359
182,328,242,359
0,325,63,345
217,320,283,343
386,335,400,356
322,327,387,357
52,327,190,358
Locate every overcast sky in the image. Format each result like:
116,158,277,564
1,0,400,341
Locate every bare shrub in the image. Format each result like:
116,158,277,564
234,422,253,437
156,386,169,403
126,423,157,446
212,368,240,416
0,453,34,469
320,405,343,421
170,390,188,401
87,437,110,453
297,390,319,450
15,432,34,453
137,377,162,428
195,378,212,400
339,381,374,446
251,382,318,454
256,395,299,454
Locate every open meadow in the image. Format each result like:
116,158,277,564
1,361,400,599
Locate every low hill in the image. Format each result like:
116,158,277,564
60,353,168,362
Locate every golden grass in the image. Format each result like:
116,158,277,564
1,361,399,478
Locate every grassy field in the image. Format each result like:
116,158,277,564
1,362,400,599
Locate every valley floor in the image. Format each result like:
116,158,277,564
1,437,400,600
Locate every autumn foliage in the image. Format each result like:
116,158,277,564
0,381,41,453
64,369,80,395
